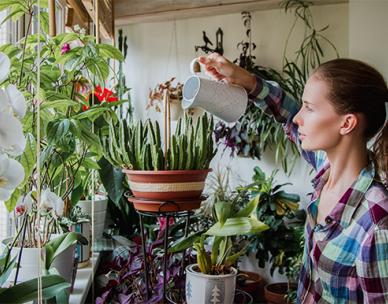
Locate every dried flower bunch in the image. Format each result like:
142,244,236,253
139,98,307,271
146,77,183,112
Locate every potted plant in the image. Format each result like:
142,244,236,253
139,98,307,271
236,166,304,303
0,247,71,303
61,206,92,268
3,189,87,294
169,190,269,303
101,113,217,212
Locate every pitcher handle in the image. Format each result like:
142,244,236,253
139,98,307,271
190,58,202,74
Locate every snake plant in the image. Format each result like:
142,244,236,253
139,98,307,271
101,113,217,170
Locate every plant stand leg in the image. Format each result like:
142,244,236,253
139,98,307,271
178,211,191,301
163,214,170,302
139,214,151,300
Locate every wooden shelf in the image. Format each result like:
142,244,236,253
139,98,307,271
114,0,348,25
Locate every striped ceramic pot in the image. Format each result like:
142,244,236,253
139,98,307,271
123,169,211,201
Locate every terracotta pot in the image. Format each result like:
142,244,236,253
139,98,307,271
123,169,211,201
264,282,297,304
127,196,204,212
237,270,266,301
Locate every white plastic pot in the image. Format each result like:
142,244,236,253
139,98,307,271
185,264,237,304
76,197,108,239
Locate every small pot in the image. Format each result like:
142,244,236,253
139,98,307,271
123,169,211,201
237,270,266,301
185,264,237,304
264,282,297,304
76,197,108,239
69,220,91,267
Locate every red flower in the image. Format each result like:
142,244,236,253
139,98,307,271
82,105,90,111
93,86,118,103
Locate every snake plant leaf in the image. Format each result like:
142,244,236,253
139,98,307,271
206,216,269,236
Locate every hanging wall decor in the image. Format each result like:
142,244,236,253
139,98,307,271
195,27,224,55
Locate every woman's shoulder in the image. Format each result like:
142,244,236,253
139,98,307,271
364,181,388,228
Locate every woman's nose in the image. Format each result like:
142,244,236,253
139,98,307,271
292,110,302,126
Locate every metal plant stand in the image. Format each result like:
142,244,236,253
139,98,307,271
135,200,195,303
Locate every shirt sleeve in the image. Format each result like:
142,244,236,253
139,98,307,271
356,226,388,304
249,74,326,171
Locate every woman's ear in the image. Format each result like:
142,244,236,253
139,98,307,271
339,114,359,135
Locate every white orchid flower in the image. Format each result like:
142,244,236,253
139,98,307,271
41,188,64,217
0,153,25,201
15,191,34,215
5,85,27,118
0,52,10,83
0,112,26,156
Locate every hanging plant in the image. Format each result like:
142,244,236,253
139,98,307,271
214,1,339,174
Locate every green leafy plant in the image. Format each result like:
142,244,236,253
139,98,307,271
0,2,126,214
169,195,268,275
215,1,339,174
101,113,217,170
237,166,303,276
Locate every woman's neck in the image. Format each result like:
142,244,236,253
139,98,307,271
324,141,369,191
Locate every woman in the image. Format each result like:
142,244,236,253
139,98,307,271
198,53,388,303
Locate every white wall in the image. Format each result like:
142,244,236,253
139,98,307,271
119,3,349,282
349,0,388,79
120,2,348,203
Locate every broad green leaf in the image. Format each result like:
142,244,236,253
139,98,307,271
4,188,20,212
19,133,36,186
72,107,109,121
45,232,87,269
97,44,124,61
206,217,269,236
168,230,205,253
0,255,17,286
98,157,124,205
0,275,70,303
235,194,260,217
54,32,78,45
41,99,79,110
82,157,100,169
46,119,70,144
38,11,49,34
214,201,231,226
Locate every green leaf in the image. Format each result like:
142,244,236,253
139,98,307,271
46,119,70,144
4,188,20,212
0,254,17,286
72,107,109,121
39,11,49,34
45,232,87,269
54,32,78,45
41,99,79,110
168,230,205,253
18,133,36,187
82,157,100,169
206,217,269,236
235,194,260,217
214,201,231,226
97,44,124,61
0,275,70,303
98,157,124,205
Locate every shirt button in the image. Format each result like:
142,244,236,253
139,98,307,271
325,217,332,224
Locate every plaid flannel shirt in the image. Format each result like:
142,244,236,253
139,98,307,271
249,76,388,303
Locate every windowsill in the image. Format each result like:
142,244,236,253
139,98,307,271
69,252,101,304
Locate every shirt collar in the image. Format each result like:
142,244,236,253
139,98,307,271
308,154,376,228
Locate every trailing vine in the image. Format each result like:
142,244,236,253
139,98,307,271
214,1,339,174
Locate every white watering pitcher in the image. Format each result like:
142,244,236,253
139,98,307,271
182,58,248,123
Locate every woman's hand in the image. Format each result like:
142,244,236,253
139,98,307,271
198,53,256,92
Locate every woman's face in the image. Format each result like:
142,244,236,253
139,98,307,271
293,75,344,151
